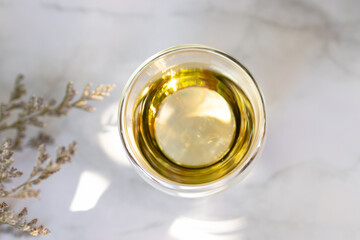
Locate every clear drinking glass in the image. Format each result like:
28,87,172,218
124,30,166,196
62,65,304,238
119,45,266,197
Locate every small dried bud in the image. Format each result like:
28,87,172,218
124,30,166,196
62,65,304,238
0,103,10,121
48,99,56,106
82,105,96,112
30,225,50,236
8,167,23,178
28,117,45,128
82,83,92,97
37,144,49,164
68,141,77,155
17,208,28,219
73,100,88,108
66,82,77,100
10,74,26,101
88,95,104,101
27,218,38,227
0,202,9,209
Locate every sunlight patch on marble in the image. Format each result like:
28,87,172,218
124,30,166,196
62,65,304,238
169,216,246,240
70,171,110,212
98,101,131,167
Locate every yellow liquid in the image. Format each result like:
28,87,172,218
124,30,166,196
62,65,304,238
133,66,254,184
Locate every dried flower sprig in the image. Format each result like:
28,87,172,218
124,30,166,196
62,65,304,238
0,75,115,149
0,140,76,199
0,202,49,236
0,75,115,236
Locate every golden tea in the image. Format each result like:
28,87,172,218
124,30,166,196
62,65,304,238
132,66,255,184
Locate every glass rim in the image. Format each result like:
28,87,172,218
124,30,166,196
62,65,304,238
118,44,266,197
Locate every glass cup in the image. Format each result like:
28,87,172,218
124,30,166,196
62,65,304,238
119,45,266,197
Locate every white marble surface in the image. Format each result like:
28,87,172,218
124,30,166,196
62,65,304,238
1,0,360,239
